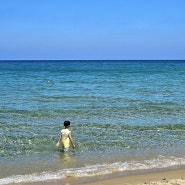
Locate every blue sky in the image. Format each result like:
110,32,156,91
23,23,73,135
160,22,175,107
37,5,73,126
0,0,185,60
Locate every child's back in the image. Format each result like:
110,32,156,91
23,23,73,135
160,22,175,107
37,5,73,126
56,121,75,152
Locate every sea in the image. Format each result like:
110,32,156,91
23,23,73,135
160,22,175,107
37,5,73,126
0,60,185,184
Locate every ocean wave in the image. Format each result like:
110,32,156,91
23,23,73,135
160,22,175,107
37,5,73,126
1,156,185,185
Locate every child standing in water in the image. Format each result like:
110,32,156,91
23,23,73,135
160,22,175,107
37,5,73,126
56,120,75,152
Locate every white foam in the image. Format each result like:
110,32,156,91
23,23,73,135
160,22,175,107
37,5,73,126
1,156,185,185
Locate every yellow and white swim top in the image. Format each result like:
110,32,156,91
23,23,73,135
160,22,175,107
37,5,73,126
61,129,71,148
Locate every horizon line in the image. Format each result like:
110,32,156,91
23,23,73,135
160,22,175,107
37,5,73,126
0,59,185,61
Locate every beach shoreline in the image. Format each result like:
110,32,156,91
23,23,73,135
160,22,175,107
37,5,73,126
9,167,185,185
82,168,185,185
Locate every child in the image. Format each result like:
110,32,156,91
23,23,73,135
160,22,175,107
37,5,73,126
56,120,75,152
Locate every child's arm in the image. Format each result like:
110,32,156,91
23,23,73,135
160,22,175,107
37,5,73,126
68,132,75,149
56,133,62,147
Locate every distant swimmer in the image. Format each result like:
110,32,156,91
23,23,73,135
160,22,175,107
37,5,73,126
56,120,75,152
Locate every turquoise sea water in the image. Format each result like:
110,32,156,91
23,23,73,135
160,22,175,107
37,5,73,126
0,61,185,184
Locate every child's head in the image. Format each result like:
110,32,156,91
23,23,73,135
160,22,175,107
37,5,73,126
64,120,70,127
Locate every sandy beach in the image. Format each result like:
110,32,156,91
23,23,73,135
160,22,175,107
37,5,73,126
83,169,185,185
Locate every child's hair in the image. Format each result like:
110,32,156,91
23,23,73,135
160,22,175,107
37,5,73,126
64,120,70,127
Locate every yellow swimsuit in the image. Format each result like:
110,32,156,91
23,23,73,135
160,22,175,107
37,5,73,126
61,129,70,148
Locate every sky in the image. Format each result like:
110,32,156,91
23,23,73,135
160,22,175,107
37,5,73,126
0,0,185,60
